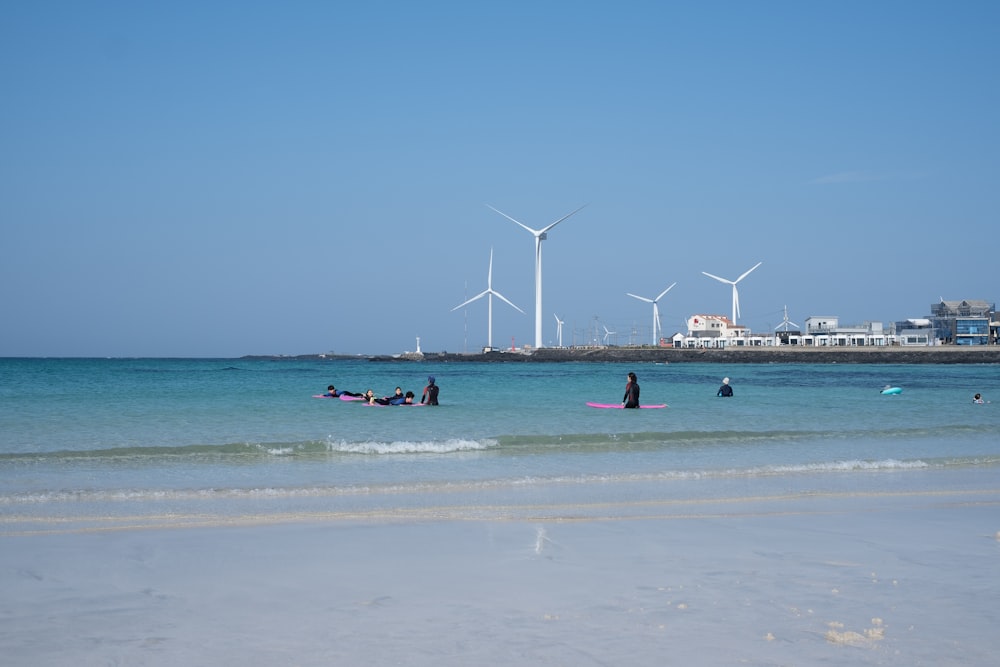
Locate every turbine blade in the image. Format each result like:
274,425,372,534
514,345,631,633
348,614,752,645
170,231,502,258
735,261,762,283
539,204,587,234
486,205,539,235
451,290,489,311
492,290,525,314
627,293,653,303
655,282,677,301
701,271,733,285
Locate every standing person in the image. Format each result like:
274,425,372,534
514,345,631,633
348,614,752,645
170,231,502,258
717,377,734,397
622,372,640,408
421,376,440,405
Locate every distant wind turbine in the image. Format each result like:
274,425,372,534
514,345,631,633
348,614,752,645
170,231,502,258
775,305,799,332
488,204,586,349
627,282,677,346
701,262,762,324
451,248,524,350
602,325,616,345
553,313,565,348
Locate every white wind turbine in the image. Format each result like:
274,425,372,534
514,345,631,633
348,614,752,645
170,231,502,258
627,282,677,346
451,248,524,351
602,325,617,345
775,305,799,332
553,313,565,348
701,262,762,324
487,204,586,349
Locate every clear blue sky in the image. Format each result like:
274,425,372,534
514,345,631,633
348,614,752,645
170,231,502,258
2,1,997,357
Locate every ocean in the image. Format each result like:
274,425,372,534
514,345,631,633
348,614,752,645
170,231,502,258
2,357,998,665
1,357,997,525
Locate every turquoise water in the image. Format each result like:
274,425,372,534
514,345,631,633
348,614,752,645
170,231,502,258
1,357,998,521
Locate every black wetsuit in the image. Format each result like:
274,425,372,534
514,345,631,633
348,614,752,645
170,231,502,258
421,384,439,405
717,384,733,397
623,381,640,408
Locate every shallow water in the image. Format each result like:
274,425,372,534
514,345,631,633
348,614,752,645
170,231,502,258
1,357,997,524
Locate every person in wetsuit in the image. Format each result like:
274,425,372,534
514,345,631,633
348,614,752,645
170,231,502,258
717,377,733,397
420,376,440,405
622,372,640,408
325,385,363,398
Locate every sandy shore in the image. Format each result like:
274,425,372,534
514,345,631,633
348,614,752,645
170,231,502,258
3,479,998,666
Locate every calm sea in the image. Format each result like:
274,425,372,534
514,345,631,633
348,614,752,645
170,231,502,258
1,357,997,527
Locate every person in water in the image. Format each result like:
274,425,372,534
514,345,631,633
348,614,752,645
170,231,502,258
420,376,440,405
387,387,407,405
973,393,985,404
401,390,416,405
622,371,640,408
717,377,734,397
325,385,363,398
364,389,391,406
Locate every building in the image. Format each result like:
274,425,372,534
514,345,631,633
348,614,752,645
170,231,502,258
678,315,752,348
929,300,995,345
893,318,935,346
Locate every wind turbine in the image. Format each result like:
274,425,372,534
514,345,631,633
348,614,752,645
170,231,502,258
553,313,565,348
487,204,586,349
701,262,762,324
627,282,677,346
775,305,799,332
602,325,617,345
451,248,524,351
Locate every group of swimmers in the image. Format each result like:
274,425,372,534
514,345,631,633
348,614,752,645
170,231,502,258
323,376,440,406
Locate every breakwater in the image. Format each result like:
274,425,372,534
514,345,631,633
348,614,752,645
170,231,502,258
265,346,1000,364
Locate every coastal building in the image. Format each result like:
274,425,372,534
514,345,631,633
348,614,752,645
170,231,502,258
678,315,751,348
929,299,995,345
893,319,936,346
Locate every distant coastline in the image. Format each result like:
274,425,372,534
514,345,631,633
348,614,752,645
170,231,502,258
246,346,1000,364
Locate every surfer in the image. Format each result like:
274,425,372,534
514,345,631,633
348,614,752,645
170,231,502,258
364,389,391,406
325,385,363,398
622,372,640,408
717,377,733,397
387,387,407,405
420,376,440,405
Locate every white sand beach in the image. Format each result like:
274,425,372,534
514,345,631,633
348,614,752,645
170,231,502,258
3,483,998,666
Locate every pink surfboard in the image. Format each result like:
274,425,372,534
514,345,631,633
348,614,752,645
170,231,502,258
586,402,667,409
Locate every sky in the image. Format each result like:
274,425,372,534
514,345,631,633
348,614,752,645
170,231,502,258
2,1,998,357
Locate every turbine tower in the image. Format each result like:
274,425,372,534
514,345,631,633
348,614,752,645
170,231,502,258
701,262,762,324
627,282,677,346
488,204,586,349
451,248,524,351
553,313,565,348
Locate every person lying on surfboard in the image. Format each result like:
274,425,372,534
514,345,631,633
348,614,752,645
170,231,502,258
324,385,363,398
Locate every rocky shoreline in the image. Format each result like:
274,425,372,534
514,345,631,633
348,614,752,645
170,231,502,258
250,346,1000,364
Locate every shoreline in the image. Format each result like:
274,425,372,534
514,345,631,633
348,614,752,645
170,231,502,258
250,346,1000,364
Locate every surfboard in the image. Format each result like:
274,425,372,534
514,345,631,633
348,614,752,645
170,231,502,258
363,401,425,407
311,394,365,400
586,402,667,409
880,387,902,395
